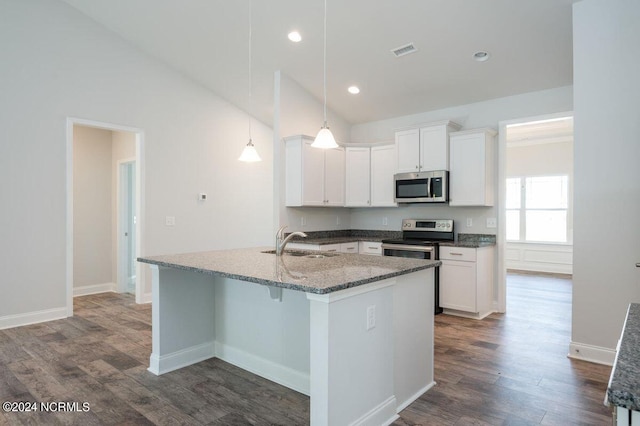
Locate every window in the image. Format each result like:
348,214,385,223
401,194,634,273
506,175,569,243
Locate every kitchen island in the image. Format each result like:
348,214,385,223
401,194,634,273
606,303,640,424
138,248,439,426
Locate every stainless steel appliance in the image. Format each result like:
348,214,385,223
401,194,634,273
381,219,454,314
394,170,448,203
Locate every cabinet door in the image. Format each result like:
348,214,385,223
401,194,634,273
301,139,326,206
449,130,495,206
340,242,358,253
371,145,397,207
323,147,345,206
345,147,371,207
439,260,477,312
419,125,448,171
395,129,420,172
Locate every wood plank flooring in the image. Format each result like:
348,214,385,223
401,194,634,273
0,273,612,425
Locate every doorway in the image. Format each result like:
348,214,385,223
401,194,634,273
497,112,573,312
66,118,145,317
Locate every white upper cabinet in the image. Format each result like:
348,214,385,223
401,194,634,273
395,121,461,173
449,128,497,207
370,145,397,207
285,135,345,207
323,146,346,207
395,128,421,172
345,147,371,207
345,144,397,207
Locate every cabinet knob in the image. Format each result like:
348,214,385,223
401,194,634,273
636,263,640,268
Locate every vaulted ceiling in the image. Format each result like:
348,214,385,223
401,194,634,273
61,0,576,125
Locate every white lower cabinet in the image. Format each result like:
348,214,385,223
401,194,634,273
439,246,494,319
286,241,381,255
358,241,382,256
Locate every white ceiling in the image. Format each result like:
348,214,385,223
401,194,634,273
61,0,576,126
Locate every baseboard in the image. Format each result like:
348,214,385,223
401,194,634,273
396,381,436,413
352,395,399,426
0,307,67,330
442,309,494,320
214,341,310,396
73,282,117,297
140,292,152,304
568,341,615,366
148,341,215,375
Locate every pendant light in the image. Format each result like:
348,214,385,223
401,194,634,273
238,0,262,162
311,0,338,149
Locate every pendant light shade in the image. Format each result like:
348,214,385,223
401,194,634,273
311,0,338,150
238,0,262,162
238,139,261,162
313,124,338,149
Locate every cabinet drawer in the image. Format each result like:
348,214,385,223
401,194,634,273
440,246,476,262
359,241,382,256
340,242,358,253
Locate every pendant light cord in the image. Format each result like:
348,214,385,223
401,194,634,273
322,0,327,126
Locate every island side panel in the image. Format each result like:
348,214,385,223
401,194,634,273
148,265,216,375
307,279,398,426
212,277,311,395
394,268,435,411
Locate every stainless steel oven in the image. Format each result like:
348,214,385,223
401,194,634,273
381,219,454,315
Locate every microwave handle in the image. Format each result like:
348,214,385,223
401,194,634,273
427,177,432,198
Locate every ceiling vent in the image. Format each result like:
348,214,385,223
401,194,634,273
391,43,418,57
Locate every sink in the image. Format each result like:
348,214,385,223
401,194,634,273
261,249,339,258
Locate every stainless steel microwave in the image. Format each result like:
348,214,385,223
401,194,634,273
394,170,449,203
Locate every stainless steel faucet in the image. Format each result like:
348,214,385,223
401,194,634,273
276,225,307,256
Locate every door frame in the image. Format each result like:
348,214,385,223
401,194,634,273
496,110,573,313
117,158,136,294
66,117,146,317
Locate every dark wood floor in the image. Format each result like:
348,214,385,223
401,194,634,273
0,273,612,425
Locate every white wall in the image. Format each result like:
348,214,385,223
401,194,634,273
73,126,113,289
274,71,352,232
0,0,273,325
571,0,640,363
349,86,574,235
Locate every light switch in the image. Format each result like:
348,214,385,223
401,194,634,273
165,216,175,226
466,218,473,227
486,218,497,228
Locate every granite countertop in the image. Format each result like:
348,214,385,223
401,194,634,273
607,303,640,411
439,241,496,248
138,247,439,295
290,231,497,248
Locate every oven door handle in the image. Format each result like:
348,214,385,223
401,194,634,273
381,244,435,253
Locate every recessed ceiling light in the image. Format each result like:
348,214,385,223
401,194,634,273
473,51,490,62
288,31,302,43
348,86,360,95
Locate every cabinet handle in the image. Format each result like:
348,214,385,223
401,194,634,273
450,252,463,256
327,249,337,252
636,263,640,268
368,246,378,249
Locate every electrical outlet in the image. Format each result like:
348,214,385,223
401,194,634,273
382,217,388,226
486,217,497,228
301,216,306,227
165,216,175,226
366,305,376,331
466,218,473,227
336,216,341,225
